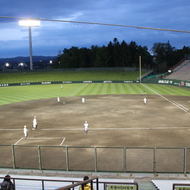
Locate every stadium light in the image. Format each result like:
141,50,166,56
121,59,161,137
5,62,9,70
18,62,24,69
19,19,40,70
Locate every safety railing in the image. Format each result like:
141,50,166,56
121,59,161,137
0,176,138,190
54,177,99,190
0,145,190,174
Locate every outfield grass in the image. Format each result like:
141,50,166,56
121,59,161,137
0,83,189,106
0,70,189,106
0,71,144,83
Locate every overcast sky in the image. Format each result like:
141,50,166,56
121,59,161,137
0,0,190,58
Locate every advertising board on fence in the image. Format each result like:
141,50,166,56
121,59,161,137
0,79,189,88
146,79,190,89
107,184,138,190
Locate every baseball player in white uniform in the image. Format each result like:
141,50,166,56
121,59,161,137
32,116,38,130
84,121,89,133
144,97,147,105
23,125,28,138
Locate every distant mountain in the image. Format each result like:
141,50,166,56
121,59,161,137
0,56,57,65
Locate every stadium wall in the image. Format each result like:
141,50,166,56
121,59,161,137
142,78,190,88
0,145,190,174
0,79,190,88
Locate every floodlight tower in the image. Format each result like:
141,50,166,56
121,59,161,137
19,19,40,70
5,63,9,70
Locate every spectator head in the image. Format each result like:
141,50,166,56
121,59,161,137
83,176,89,181
4,175,11,182
83,176,89,185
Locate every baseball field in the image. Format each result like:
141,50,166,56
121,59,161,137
0,82,190,146
0,78,190,172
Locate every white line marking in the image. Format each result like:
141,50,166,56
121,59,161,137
0,129,22,130
42,128,83,130
93,127,190,130
60,138,65,146
30,127,190,130
14,137,66,146
14,137,24,145
141,83,190,115
26,137,63,139
1,127,190,132
170,101,189,113
173,101,188,110
41,127,190,130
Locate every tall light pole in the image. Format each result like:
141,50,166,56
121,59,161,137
19,19,40,70
139,55,142,83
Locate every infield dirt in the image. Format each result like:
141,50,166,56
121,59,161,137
0,94,190,148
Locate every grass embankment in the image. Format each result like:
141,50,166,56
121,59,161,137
0,71,143,83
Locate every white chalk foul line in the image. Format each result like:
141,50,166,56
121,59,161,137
14,137,24,145
141,83,190,115
0,129,22,130
14,137,65,146
42,128,84,130
60,138,66,146
169,101,189,113
26,137,63,139
38,127,190,130
27,137,66,146
172,100,188,111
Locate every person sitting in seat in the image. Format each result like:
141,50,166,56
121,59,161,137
0,174,15,190
79,176,93,190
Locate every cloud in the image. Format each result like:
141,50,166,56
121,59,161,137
0,0,190,58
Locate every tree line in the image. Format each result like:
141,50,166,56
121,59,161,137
53,38,190,73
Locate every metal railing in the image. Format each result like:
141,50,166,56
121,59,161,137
0,176,138,190
0,176,83,190
54,177,99,190
0,145,190,174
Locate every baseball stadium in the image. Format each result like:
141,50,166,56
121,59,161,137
0,60,190,189
1,0,190,187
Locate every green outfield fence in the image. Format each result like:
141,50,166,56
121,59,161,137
0,78,190,88
142,78,190,88
0,145,190,174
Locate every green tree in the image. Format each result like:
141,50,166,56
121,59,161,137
94,46,109,67
174,46,190,62
138,45,152,69
120,40,129,67
128,41,139,67
112,38,121,67
78,48,91,68
107,41,114,67
151,41,175,73
54,38,153,69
